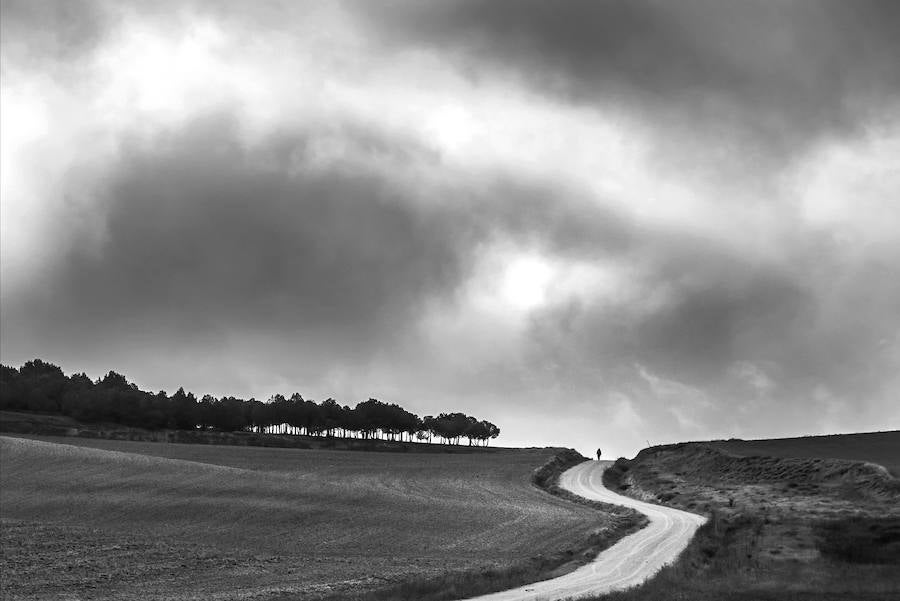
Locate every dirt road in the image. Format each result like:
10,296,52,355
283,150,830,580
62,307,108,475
463,460,706,601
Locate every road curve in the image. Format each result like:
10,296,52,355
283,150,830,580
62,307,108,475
462,461,706,601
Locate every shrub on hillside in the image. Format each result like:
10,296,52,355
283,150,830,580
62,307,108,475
815,516,900,564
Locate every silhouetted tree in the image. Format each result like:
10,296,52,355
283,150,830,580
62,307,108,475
168,387,199,430
247,398,269,433
0,359,502,445
0,365,23,410
20,359,68,413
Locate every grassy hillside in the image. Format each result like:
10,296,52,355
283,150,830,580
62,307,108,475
0,435,625,601
709,430,900,477
708,430,900,477
596,434,900,600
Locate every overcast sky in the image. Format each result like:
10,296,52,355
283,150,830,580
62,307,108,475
2,0,898,457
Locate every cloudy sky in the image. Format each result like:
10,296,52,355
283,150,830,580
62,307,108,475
2,0,898,457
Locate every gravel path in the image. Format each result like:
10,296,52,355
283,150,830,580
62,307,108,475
463,460,706,601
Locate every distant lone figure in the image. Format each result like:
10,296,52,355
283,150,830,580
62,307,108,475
596,448,602,460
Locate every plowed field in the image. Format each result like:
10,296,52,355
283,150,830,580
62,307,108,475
0,435,606,600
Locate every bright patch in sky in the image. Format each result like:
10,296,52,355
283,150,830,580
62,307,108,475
427,103,475,154
96,19,229,123
499,255,553,311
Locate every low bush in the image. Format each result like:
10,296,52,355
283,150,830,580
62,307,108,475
815,516,900,564
531,448,587,489
601,457,631,490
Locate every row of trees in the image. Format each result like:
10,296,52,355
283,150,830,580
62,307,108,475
0,359,501,445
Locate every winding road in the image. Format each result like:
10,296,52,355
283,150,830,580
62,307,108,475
464,460,706,601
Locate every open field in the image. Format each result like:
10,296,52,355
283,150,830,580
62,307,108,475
708,430,900,477
596,432,900,600
0,435,624,600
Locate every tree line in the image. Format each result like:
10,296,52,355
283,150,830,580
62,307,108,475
0,359,501,446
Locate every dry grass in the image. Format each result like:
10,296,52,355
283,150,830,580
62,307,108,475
1,435,612,600
593,434,900,600
593,512,900,601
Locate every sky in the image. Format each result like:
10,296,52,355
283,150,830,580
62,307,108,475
1,0,899,458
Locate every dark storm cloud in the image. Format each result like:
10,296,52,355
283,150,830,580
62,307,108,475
475,178,636,259
3,112,640,373
358,0,900,154
8,117,472,356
